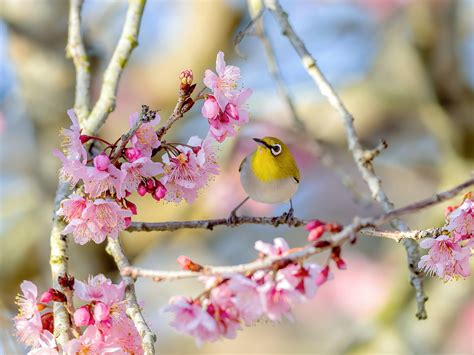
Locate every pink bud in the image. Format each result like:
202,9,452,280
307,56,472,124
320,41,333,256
335,258,347,270
125,148,142,162
316,265,330,286
93,154,110,171
39,291,53,304
93,302,110,322
305,220,324,231
202,96,219,119
125,200,138,215
74,306,92,326
152,183,167,201
225,103,239,121
80,135,91,144
308,225,325,241
146,178,156,192
179,69,193,85
137,182,147,196
176,255,203,272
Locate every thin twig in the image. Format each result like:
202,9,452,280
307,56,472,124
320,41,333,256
66,0,91,123
264,0,429,319
106,238,157,355
359,228,443,242
83,0,146,135
124,178,473,281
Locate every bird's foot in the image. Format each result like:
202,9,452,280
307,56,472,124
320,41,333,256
282,207,295,224
227,211,239,226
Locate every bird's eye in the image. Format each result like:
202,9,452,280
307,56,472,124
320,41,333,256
271,144,282,156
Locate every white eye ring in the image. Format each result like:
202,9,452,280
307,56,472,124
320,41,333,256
271,144,282,156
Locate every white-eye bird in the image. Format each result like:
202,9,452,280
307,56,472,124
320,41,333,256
230,137,300,220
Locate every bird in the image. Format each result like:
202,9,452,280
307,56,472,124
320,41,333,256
230,137,300,222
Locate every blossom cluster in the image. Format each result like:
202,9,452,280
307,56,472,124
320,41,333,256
14,275,143,354
419,195,473,281
202,51,252,142
163,236,344,346
55,51,249,245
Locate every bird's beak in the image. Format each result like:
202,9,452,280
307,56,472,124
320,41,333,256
253,138,266,146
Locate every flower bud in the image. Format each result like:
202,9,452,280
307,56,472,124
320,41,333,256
93,154,110,171
152,182,167,201
74,306,92,326
125,147,142,162
305,220,325,231
176,255,203,272
146,178,156,192
93,302,110,322
125,200,138,215
39,291,53,304
58,273,75,290
80,135,92,144
179,69,193,86
308,225,325,241
137,182,147,196
316,265,330,286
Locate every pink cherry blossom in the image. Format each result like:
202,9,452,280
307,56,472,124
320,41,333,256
419,235,471,281
446,198,473,237
14,281,43,348
75,274,126,306
254,237,290,256
226,275,263,325
277,263,322,301
206,289,241,340
129,111,161,156
62,199,132,244
204,51,241,110
59,109,87,163
53,149,87,186
27,331,58,355
161,136,218,203
56,194,86,222
120,156,163,196
257,280,293,322
202,89,252,142
104,313,144,354
63,325,119,354
162,296,219,346
93,302,112,328
83,158,122,198
74,306,93,326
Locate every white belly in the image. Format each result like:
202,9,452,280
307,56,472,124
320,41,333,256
240,159,298,204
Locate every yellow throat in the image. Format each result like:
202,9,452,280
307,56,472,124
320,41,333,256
250,137,300,182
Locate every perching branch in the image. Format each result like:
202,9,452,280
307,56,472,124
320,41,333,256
83,0,146,136
129,175,473,233
123,178,473,282
106,238,157,355
66,0,91,123
263,0,429,319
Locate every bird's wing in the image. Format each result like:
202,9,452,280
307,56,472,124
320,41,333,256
239,157,247,172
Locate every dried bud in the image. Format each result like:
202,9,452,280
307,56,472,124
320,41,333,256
41,312,54,334
313,240,331,249
180,97,195,114
330,246,347,270
325,223,342,233
58,274,75,290
176,255,203,272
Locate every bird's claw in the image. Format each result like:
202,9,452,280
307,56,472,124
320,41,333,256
227,212,239,226
283,207,294,224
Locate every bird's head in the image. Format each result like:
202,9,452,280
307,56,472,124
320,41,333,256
251,136,300,180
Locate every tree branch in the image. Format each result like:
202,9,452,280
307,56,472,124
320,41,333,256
66,0,91,123
123,178,473,282
106,238,157,355
83,0,146,135
263,0,430,319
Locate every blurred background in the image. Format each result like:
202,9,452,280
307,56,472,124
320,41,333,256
1,0,473,353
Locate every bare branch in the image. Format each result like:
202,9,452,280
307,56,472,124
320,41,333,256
106,238,157,354
263,0,431,319
359,228,443,242
124,178,473,282
84,0,146,135
66,0,91,123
